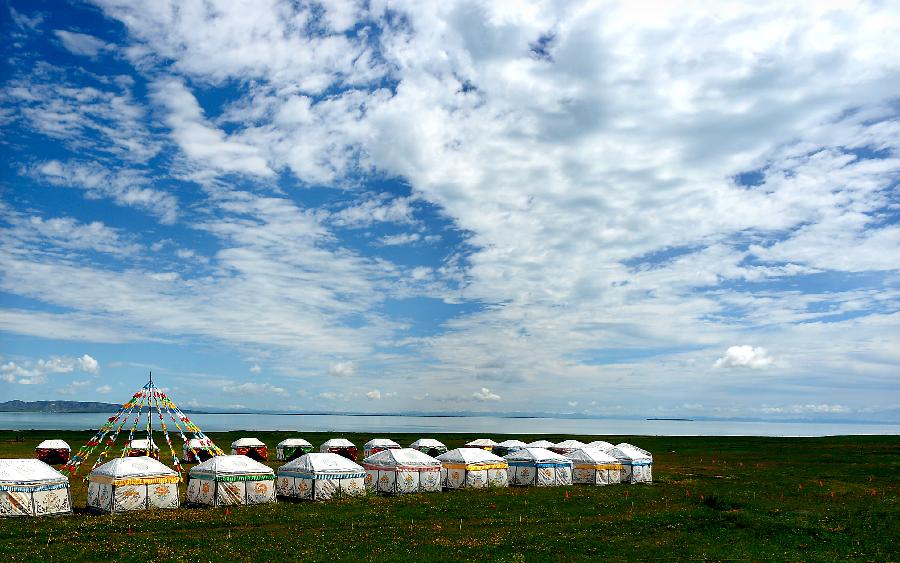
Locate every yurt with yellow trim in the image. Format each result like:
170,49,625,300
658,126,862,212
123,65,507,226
186,455,276,506
608,443,653,484
436,448,509,489
86,457,179,513
565,448,622,485
0,459,72,517
363,448,442,494
276,453,365,501
505,448,573,487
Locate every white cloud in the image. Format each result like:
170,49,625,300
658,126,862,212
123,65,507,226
0,354,100,385
328,361,356,377
715,346,775,369
54,30,114,57
249,364,262,374
366,389,382,400
222,381,286,396
472,387,501,402
95,384,112,393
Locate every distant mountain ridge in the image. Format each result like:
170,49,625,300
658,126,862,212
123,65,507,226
0,400,122,413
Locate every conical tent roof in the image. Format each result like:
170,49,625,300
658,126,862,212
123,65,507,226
363,448,442,468
364,438,400,448
277,438,312,448
321,438,355,448
526,440,555,448
437,448,506,465
36,440,70,450
231,437,265,448
0,459,68,486
184,437,211,449
584,440,614,450
88,456,177,481
280,453,363,475
565,447,619,464
497,439,528,448
553,439,586,450
127,438,159,450
409,438,446,449
504,447,571,464
189,455,273,479
465,438,497,447
610,443,652,461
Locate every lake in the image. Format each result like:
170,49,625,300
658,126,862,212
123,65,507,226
0,412,897,436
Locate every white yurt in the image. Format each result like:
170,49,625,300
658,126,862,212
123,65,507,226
584,440,615,451
182,437,216,463
608,443,653,483
187,455,276,506
319,438,358,461
549,439,586,455
464,438,497,451
0,459,71,517
276,453,366,501
436,448,509,489
35,440,71,465
493,439,528,457
276,438,314,461
409,438,448,457
230,437,268,461
125,438,160,458
526,439,555,449
363,438,401,458
565,448,623,486
505,448,574,487
362,448,442,494
87,457,179,513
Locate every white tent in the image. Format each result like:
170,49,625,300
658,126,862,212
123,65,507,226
35,440,71,464
505,448,573,487
182,437,216,463
436,448,509,489
0,459,71,517
125,438,160,457
526,440,555,448
493,439,528,457
319,438,358,460
584,440,615,451
230,437,268,460
409,438,448,456
36,439,70,450
87,457,179,513
464,438,497,451
608,443,653,483
187,455,276,506
565,448,623,485
362,448,442,494
363,438,401,458
276,438,313,461
276,453,366,501
549,439,586,454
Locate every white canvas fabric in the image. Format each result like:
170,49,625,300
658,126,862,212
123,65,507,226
436,448,509,490
126,439,159,451
362,448,442,494
505,448,574,487
608,443,653,484
0,459,71,517
276,438,313,460
319,438,356,451
190,455,273,478
86,457,179,513
187,455,276,506
464,438,497,448
182,437,216,460
409,438,447,452
551,439,586,453
566,448,623,486
584,440,615,451
277,453,366,501
36,440,70,450
89,457,176,481
493,439,528,456
231,437,265,448
526,440,555,448
363,438,401,457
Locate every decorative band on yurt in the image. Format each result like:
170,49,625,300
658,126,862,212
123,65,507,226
0,483,69,492
441,463,508,470
362,465,441,472
623,461,652,467
190,474,275,482
572,463,623,470
277,471,366,481
87,475,180,486
507,461,570,468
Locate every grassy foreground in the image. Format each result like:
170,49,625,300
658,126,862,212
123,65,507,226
0,430,897,561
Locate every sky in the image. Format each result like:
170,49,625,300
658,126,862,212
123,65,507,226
1,1,898,422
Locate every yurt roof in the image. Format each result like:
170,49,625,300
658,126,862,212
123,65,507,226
184,438,211,448
526,440,555,448
584,440,615,450
89,456,176,480
279,452,363,474
0,459,68,485
277,438,312,448
363,448,442,468
610,443,652,461
465,438,498,447
231,437,265,448
553,439,586,449
437,447,505,465
565,447,619,464
497,439,528,448
190,455,273,478
321,438,356,448
504,447,571,464
36,439,70,450
409,438,446,449
126,438,159,449
364,438,401,448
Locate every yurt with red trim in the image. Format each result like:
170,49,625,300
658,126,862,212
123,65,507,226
125,438,160,459
319,438,358,461
436,448,509,489
0,459,72,517
363,438,401,458
276,453,365,501
230,438,267,461
35,440,70,465
86,457,179,513
182,437,216,463
363,448,442,494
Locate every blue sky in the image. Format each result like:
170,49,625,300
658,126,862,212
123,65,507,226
1,1,898,422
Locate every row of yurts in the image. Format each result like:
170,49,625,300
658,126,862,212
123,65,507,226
4,437,651,516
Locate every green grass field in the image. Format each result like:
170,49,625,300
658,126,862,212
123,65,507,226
1,430,897,561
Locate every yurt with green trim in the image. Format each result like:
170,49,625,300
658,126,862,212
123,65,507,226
276,438,313,461
505,448,573,487
436,448,509,489
409,438,447,457
187,455,275,506
87,457,179,513
0,459,71,517
363,438,401,458
363,448,442,494
608,443,653,484
276,453,366,501
493,439,527,457
565,448,622,485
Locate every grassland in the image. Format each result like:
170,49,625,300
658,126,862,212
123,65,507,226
0,430,897,561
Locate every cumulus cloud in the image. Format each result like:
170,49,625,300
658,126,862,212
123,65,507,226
222,381,287,396
0,354,100,385
366,389,382,400
472,387,501,402
249,364,262,374
95,384,112,393
715,346,775,369
54,30,114,57
328,361,356,377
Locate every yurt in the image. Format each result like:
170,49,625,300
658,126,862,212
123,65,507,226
125,438,160,459
87,457,179,513
584,440,615,451
464,438,497,451
526,439,555,449
505,448,573,487
549,439,586,455
35,440,71,465
276,438,313,461
187,455,276,506
565,448,623,486
436,448,509,489
182,437,216,463
608,443,653,484
0,459,71,517
363,438,401,458
409,438,447,457
363,448,442,494
319,438,358,461
230,438,267,461
276,453,365,501
493,439,528,457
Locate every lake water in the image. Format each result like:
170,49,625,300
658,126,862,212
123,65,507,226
0,412,897,437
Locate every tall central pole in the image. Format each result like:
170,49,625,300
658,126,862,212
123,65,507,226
147,371,153,458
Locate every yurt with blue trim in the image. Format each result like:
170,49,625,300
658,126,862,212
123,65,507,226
186,455,276,506
0,459,71,517
436,448,509,489
276,453,366,501
505,448,573,487
608,443,653,483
